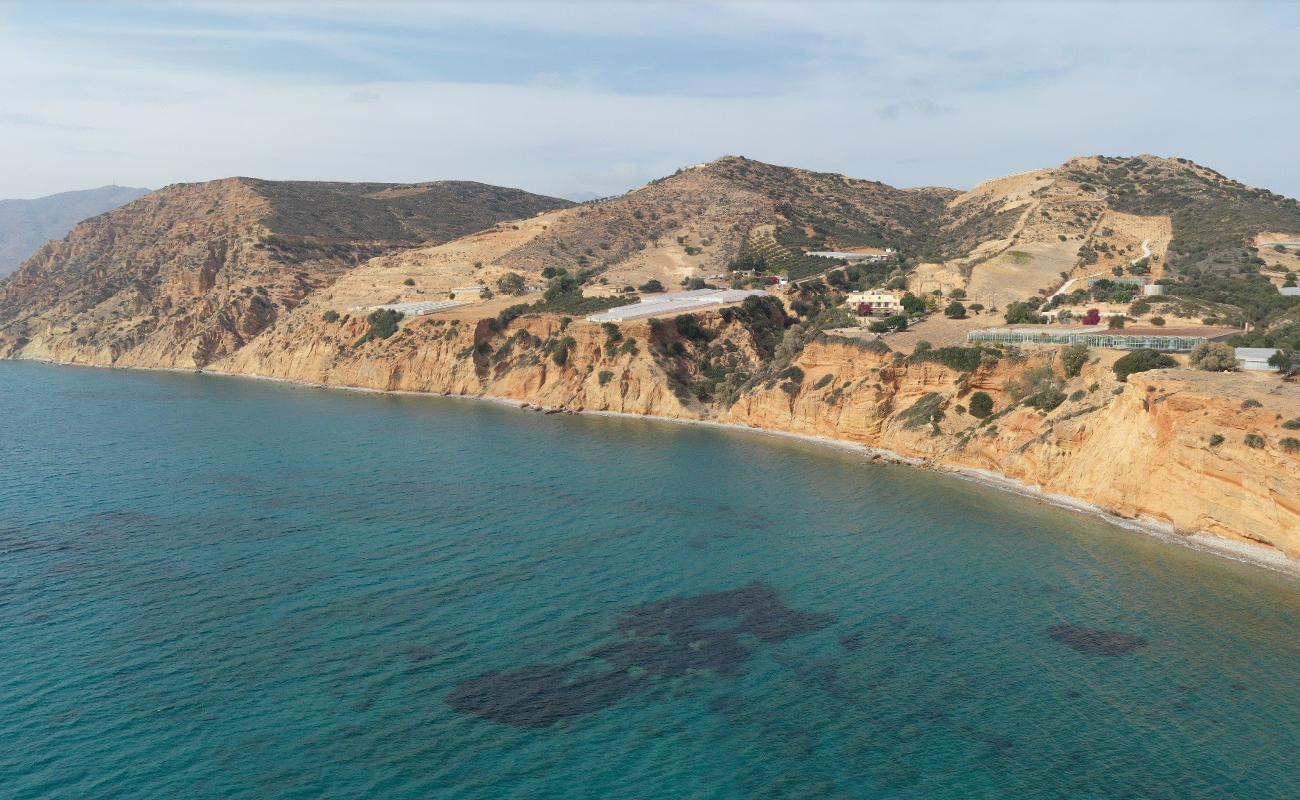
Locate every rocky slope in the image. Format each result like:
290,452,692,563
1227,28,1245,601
0,185,150,276
3,155,1300,569
0,178,570,368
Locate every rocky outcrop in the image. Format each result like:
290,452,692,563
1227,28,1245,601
0,178,570,369
725,337,1300,560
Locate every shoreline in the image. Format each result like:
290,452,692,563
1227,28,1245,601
10,355,1300,579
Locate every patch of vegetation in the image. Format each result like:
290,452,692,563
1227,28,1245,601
638,279,665,293
1209,434,1225,448
1280,437,1300,454
1244,433,1266,449
1189,342,1238,371
910,345,998,373
899,392,945,429
813,373,834,390
355,308,403,346
322,309,340,323
1113,349,1176,382
598,370,615,386
968,391,994,419
1025,387,1067,412
1060,342,1088,377
496,272,528,295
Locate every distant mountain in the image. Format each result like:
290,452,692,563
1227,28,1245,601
0,185,150,276
0,178,571,368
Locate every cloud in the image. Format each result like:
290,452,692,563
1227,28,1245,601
0,2,1297,200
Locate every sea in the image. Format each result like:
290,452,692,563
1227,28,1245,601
1,360,1297,799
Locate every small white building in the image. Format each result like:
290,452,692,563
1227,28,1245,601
845,290,903,316
1235,347,1281,371
1280,287,1300,297
1142,284,1165,296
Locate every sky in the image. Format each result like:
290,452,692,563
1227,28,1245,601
2,1,1299,201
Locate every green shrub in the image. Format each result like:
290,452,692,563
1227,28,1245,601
1069,389,1087,402
1209,434,1225,447
638,279,665,293
1060,342,1088,377
1113,349,1177,382
598,370,615,386
1025,388,1067,412
944,300,966,319
813,373,834,390
1190,342,1238,371
1241,398,1262,409
355,309,403,346
1282,418,1300,430
496,272,528,295
899,392,945,428
1280,437,1300,454
1244,433,1266,449
901,293,926,314
403,278,415,286
322,310,340,323
968,391,994,419
911,346,997,373
1005,302,1046,324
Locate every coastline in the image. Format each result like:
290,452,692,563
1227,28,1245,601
10,355,1300,579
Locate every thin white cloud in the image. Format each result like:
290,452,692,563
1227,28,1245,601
0,1,1297,200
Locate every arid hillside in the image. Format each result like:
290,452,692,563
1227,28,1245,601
0,178,570,368
314,156,957,311
3,154,1300,567
914,155,1300,319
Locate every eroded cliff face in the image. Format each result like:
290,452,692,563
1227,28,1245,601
216,312,704,418
0,180,382,369
724,338,1300,559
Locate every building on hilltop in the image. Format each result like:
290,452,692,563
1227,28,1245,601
1235,347,1282,371
845,290,903,316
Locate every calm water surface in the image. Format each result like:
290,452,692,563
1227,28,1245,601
1,361,1297,799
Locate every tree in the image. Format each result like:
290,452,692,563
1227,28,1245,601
1268,349,1296,372
968,391,994,418
901,293,926,315
1150,316,1166,326
944,301,967,319
1005,302,1046,324
1108,315,1126,329
496,272,527,295
322,310,340,323
1113,349,1177,382
403,277,416,286
638,279,665,293
882,314,909,331
1189,342,1238,371
1081,308,1101,325
949,288,967,300
969,303,985,314
1060,342,1088,377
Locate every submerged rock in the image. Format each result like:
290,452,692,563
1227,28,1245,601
1048,624,1149,656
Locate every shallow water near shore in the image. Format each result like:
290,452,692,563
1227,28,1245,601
2,359,1298,799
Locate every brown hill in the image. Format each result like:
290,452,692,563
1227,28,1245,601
0,178,570,367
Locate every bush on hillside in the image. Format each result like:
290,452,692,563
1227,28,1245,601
1113,349,1177,382
1060,342,1089,377
1189,342,1238,371
968,391,994,419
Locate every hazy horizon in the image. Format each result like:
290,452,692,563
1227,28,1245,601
4,1,1299,201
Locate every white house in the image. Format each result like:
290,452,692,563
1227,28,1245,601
845,290,903,316
1235,347,1281,371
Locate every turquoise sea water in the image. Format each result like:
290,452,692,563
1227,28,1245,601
1,360,1298,799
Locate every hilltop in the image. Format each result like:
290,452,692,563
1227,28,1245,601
0,178,570,368
2,154,1299,566
0,185,150,276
